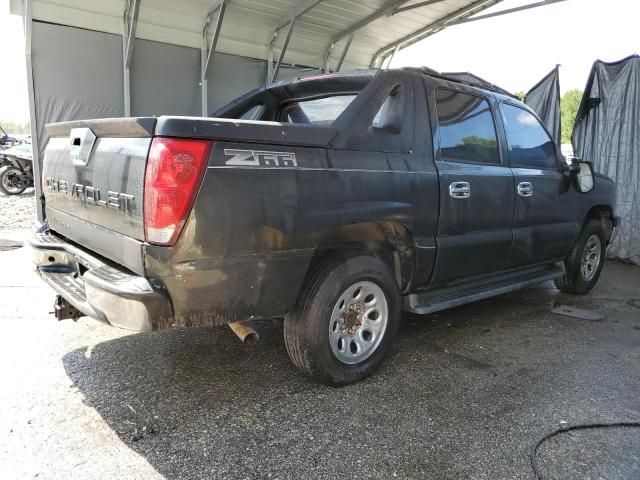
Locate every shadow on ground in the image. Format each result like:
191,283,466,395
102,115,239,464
62,264,640,479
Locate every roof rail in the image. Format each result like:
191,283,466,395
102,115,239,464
401,66,518,99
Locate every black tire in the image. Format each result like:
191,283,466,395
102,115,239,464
554,219,606,294
0,166,27,195
284,254,401,385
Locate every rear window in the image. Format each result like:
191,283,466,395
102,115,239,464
281,95,356,125
435,89,500,164
239,104,264,120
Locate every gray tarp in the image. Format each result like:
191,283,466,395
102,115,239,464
32,22,124,161
573,55,640,264
31,21,317,163
525,65,561,148
132,39,200,117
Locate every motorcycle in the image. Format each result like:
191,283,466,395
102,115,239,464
0,142,34,195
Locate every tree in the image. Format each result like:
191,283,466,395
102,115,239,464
0,120,30,135
560,89,583,145
514,91,526,102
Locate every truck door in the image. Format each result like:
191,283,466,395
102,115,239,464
499,103,581,266
430,88,515,285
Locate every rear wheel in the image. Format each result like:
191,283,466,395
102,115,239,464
284,254,401,385
554,220,606,294
0,166,28,195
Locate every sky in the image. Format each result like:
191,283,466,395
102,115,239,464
1,0,639,123
391,0,640,95
1,0,28,123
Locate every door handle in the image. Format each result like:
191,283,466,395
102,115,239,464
449,181,470,199
517,182,533,197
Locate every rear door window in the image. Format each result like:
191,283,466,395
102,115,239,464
502,104,557,169
435,89,500,164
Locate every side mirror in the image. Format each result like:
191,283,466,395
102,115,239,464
573,161,595,193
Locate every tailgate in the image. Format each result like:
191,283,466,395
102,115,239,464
42,118,155,272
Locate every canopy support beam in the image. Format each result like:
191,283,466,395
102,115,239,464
122,0,141,117
384,44,400,69
268,0,325,83
335,34,353,71
124,0,140,68
449,0,569,26
390,0,448,16
273,0,325,36
374,0,501,65
271,19,295,82
23,0,43,220
201,1,227,116
329,0,413,47
375,0,568,65
325,0,444,70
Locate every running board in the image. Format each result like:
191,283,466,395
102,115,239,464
403,263,564,315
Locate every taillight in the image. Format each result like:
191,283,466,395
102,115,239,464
144,137,212,246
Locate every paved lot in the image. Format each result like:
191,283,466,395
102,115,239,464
0,189,35,231
0,225,639,479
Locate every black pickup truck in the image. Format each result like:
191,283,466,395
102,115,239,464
32,68,616,384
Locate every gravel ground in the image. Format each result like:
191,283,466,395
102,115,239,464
0,189,36,232
0,237,639,479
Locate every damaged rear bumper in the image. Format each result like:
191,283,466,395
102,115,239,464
30,230,172,332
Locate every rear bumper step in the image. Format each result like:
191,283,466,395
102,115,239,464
31,230,172,332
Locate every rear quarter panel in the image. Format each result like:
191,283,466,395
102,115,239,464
144,141,438,327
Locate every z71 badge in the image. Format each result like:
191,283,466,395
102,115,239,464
224,149,297,167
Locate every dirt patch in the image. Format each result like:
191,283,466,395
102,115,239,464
0,189,36,231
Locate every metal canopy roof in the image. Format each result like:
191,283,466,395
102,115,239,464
9,0,566,222
11,0,509,71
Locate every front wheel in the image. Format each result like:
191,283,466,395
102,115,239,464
0,166,28,195
284,255,401,385
554,219,606,294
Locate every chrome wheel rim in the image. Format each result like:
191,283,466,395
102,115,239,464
580,234,602,282
1,168,24,194
329,280,388,365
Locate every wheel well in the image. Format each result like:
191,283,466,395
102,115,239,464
305,222,415,292
584,205,614,241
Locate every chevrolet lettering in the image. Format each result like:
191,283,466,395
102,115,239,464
45,177,134,212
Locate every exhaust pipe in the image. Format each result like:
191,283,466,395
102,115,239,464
228,321,259,345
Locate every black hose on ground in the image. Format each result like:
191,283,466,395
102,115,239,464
531,422,640,479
